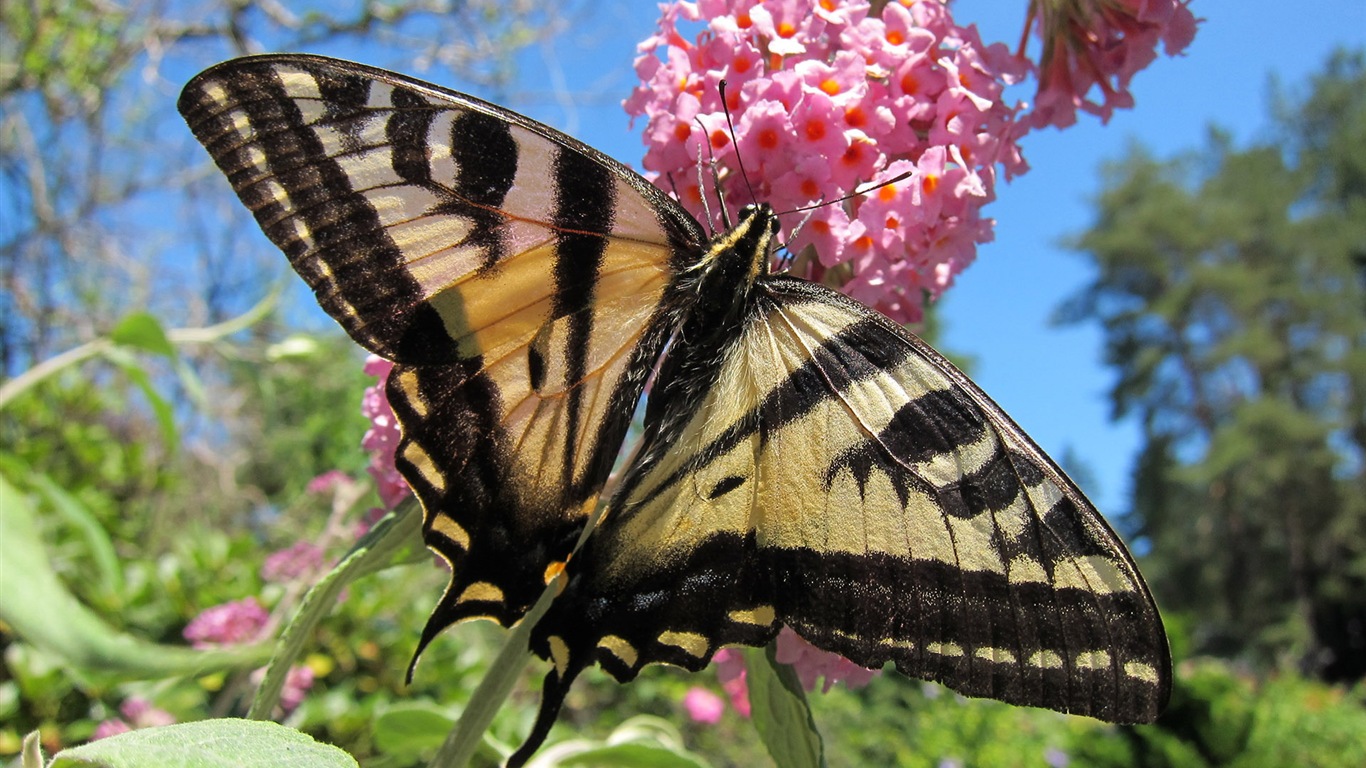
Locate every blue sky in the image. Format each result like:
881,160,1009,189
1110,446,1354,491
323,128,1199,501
471,0,1363,517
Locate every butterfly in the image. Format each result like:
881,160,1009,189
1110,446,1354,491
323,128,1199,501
179,54,1170,765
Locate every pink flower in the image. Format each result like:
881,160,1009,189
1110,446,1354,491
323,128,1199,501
90,719,131,740
91,697,176,740
712,648,751,718
183,597,269,648
306,469,353,495
626,0,1029,323
261,541,325,583
251,664,316,714
119,697,176,728
774,627,880,692
683,686,725,724
361,355,410,510
1024,0,1199,129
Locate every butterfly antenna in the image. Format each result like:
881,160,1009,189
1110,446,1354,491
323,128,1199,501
717,79,759,209
778,170,915,216
773,171,915,272
691,119,723,233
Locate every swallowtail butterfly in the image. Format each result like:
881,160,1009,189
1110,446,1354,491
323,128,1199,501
179,54,1170,765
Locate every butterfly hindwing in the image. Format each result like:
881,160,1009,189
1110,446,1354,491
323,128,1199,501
524,243,1168,757
178,55,706,635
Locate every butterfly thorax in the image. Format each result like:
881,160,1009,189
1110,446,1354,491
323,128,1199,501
635,204,779,450
679,204,778,347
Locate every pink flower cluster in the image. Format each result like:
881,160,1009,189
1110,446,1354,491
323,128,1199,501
251,664,317,714
686,634,877,723
91,697,176,740
182,596,269,648
361,355,411,510
261,541,325,583
182,597,317,715
773,626,880,692
1026,0,1198,129
625,0,1029,323
626,0,1196,322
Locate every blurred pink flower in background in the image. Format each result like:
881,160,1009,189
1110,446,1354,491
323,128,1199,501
712,648,752,718
683,686,726,723
182,597,268,648
91,697,176,740
250,664,316,715
261,541,325,583
361,355,410,510
774,626,880,692
306,469,352,495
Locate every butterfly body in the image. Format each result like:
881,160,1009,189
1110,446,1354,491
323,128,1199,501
179,54,1170,766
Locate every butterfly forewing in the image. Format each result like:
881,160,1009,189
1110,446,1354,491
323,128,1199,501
179,55,705,633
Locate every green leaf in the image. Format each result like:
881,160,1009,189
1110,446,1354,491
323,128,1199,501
30,472,124,598
554,742,711,767
373,702,456,760
744,645,825,768
49,719,357,768
101,345,178,449
109,312,175,359
526,716,711,768
248,501,424,718
0,472,269,677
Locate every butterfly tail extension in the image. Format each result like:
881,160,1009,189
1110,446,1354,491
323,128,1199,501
506,638,596,767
